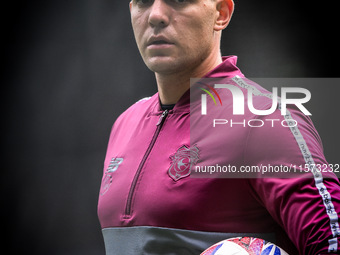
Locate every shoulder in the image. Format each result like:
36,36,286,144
115,93,158,123
234,76,324,168
106,93,159,140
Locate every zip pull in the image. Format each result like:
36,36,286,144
156,109,169,126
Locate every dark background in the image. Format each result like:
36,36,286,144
3,1,339,254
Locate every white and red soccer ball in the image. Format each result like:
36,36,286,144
201,237,289,255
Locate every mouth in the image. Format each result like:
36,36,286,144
147,36,175,49
150,40,173,45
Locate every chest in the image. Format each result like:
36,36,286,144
98,110,272,233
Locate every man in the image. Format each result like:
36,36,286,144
98,0,340,254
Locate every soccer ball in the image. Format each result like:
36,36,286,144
201,237,289,255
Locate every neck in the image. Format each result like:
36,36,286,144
156,51,223,105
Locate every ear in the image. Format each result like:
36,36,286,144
129,1,132,12
214,0,234,31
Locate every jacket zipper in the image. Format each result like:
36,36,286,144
124,109,169,218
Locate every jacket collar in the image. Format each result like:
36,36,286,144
151,56,244,113
173,56,244,112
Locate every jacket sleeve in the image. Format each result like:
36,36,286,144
244,107,340,254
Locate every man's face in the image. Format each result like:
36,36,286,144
130,0,221,75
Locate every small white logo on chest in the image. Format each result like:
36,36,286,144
107,157,124,173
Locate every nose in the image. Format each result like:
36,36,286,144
148,0,170,28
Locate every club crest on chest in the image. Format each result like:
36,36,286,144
168,145,200,181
